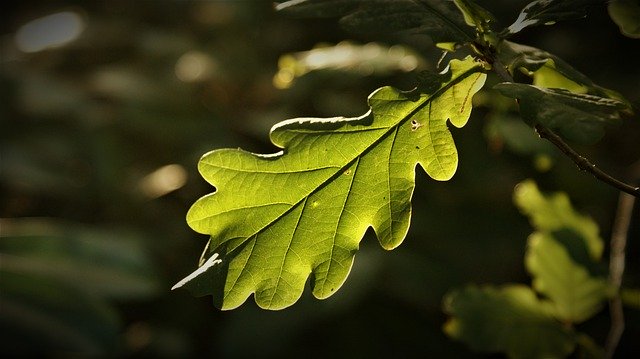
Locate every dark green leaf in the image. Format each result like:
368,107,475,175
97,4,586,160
276,0,476,43
443,285,576,359
177,57,487,310
498,41,631,101
494,82,627,144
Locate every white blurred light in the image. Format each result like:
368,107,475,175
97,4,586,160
139,164,188,199
15,11,85,53
175,51,216,83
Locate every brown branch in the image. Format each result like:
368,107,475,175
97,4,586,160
604,192,636,359
534,125,640,198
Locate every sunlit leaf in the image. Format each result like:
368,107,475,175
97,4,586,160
504,0,602,36
608,0,640,39
443,285,576,359
494,82,628,144
276,0,475,43
177,57,487,310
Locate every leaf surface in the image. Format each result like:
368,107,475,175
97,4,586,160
494,82,627,144
525,231,611,323
179,57,486,309
513,180,603,259
514,180,612,323
275,0,475,43
443,285,576,359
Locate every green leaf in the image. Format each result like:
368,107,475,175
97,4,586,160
504,0,602,36
608,0,640,39
498,41,630,101
178,57,487,310
494,82,627,144
452,0,496,31
443,285,576,359
513,180,603,259
514,180,612,323
525,232,611,323
275,0,476,43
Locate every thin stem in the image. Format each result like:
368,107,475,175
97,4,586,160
534,125,640,197
604,192,636,359
487,58,640,198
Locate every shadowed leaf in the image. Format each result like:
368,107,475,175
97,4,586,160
443,285,576,359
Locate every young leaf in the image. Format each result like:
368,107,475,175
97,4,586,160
504,0,602,36
443,285,577,359
178,56,486,310
494,83,627,144
276,0,476,44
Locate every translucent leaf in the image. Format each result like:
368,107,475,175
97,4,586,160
494,82,628,144
513,180,603,259
443,285,576,359
177,57,487,310
608,0,640,39
275,0,475,43
525,232,612,323
504,0,602,36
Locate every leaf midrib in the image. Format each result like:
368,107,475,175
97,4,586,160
208,64,484,253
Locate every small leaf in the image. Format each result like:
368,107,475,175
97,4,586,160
608,0,640,39
494,82,627,144
498,41,630,101
513,180,603,259
504,0,602,36
525,231,612,323
452,0,496,31
179,57,486,310
443,285,576,359
276,0,475,43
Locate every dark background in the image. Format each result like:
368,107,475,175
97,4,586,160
1,1,639,357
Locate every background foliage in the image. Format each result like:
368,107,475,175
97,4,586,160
1,0,639,357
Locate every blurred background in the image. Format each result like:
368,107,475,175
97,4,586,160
1,0,639,357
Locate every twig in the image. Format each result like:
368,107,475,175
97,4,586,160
487,58,640,198
534,125,640,198
604,192,636,359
